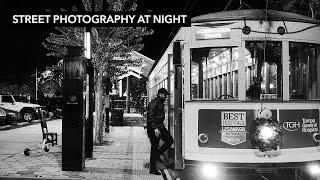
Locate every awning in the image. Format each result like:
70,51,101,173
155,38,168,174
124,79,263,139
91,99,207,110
117,51,155,80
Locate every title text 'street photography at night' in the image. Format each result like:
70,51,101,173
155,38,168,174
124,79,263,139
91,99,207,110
1,0,320,180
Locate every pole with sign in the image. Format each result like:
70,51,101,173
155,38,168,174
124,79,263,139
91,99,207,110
62,46,87,171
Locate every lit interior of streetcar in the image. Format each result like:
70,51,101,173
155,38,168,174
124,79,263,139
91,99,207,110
190,41,320,100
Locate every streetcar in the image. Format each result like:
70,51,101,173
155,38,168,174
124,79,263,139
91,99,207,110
147,9,320,180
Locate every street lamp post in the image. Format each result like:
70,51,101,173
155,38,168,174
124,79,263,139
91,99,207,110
85,27,94,158
84,28,91,60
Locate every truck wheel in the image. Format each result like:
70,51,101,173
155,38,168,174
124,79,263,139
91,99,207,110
21,111,34,122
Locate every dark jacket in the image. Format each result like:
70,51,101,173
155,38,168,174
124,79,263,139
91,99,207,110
147,96,165,129
246,82,261,100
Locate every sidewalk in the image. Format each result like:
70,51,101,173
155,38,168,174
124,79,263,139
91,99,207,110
0,125,165,180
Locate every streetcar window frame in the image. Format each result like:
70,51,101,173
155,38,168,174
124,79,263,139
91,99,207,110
244,41,283,101
289,42,320,100
190,46,239,101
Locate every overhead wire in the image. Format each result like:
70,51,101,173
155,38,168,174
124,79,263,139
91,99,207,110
156,0,198,60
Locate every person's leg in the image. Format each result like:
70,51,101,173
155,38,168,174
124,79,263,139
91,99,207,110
158,128,174,155
147,127,161,174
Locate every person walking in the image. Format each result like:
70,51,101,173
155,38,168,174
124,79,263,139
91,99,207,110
147,88,174,175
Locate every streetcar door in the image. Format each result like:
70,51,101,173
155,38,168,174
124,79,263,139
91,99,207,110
173,41,183,169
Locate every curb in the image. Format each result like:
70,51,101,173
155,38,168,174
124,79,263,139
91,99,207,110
0,122,29,130
0,118,58,131
0,176,82,180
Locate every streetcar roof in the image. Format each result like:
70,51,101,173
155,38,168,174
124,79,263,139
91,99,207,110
191,9,320,24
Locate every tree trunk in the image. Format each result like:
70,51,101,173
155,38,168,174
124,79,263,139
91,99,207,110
94,68,104,144
309,3,314,18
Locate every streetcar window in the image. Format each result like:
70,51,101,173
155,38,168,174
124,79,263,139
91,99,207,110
289,43,320,100
191,47,238,100
245,41,282,100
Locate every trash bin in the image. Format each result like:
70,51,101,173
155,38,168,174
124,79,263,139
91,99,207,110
111,108,124,126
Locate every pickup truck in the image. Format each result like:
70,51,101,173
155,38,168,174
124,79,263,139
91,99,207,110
0,95,43,122
0,108,8,125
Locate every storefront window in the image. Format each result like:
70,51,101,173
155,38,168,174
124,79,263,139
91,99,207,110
245,41,282,100
191,47,238,100
289,43,320,100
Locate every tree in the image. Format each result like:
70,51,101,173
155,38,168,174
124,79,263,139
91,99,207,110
223,0,320,19
38,63,63,98
42,0,153,144
0,82,33,97
268,0,320,19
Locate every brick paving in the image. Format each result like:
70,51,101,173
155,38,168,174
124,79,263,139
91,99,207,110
0,121,164,180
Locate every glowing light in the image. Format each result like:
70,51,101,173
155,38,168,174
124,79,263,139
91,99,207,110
308,164,320,176
202,164,218,178
233,51,239,59
270,83,274,89
213,57,222,65
259,125,275,141
211,63,217,69
221,58,227,64
84,31,91,59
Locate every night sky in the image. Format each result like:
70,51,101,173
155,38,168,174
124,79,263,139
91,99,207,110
2,0,265,84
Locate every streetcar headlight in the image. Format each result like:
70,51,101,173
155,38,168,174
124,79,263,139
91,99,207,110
313,133,320,142
307,163,320,176
201,164,218,178
198,133,209,143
